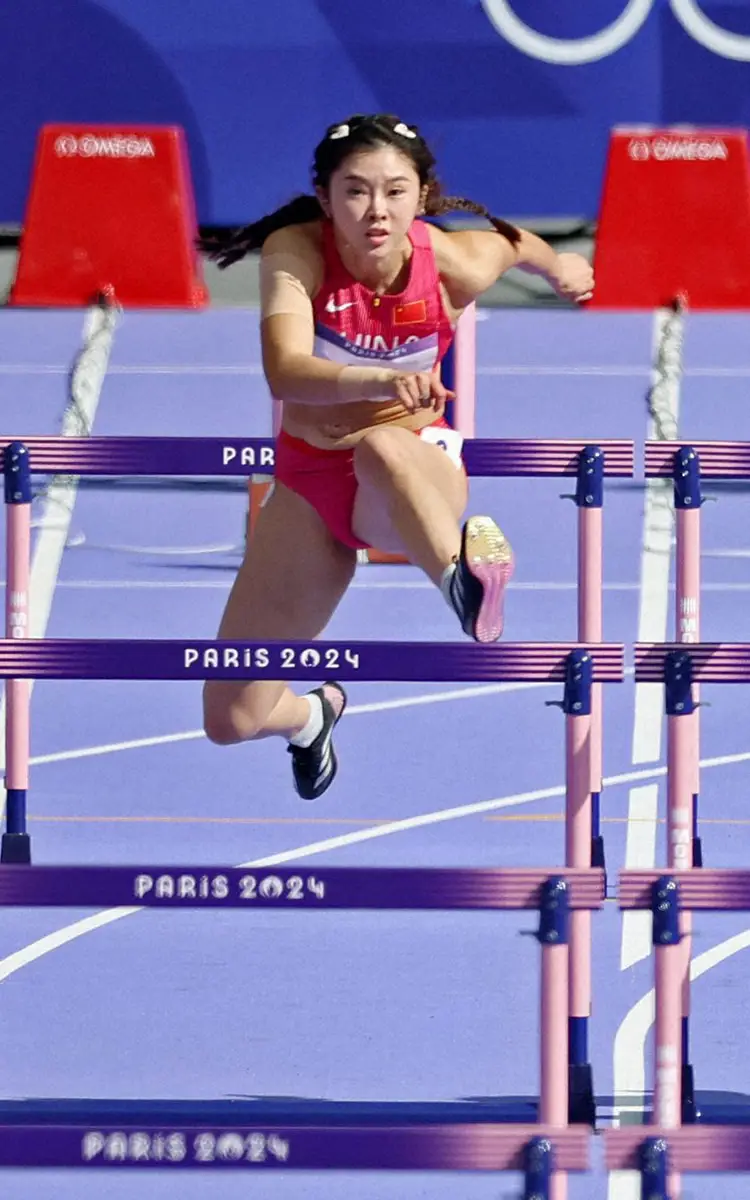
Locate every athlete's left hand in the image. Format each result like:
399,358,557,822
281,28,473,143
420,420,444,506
549,253,595,304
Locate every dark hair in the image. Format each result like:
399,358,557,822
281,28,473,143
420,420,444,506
197,113,520,269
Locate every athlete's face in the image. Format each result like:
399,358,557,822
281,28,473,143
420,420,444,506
324,146,423,257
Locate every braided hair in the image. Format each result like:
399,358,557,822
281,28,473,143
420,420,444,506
198,113,520,269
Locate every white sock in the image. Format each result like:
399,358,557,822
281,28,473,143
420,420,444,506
288,693,324,748
439,562,457,610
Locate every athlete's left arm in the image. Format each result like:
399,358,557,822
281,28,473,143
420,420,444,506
433,226,594,305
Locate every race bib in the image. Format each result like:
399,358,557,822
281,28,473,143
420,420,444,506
418,425,464,469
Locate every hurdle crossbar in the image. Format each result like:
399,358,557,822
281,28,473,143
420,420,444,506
606,1126,750,1175
1,436,636,478
0,864,606,910
0,639,625,681
644,439,750,479
0,1124,591,1176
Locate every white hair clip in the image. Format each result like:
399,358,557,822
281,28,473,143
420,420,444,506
393,123,417,139
329,124,350,140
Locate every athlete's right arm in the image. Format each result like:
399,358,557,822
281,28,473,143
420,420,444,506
260,228,446,411
260,227,396,405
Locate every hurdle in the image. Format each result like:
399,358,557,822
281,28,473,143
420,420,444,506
614,868,750,1198
635,642,750,1130
606,1128,750,1200
643,440,750,1119
1,443,618,1195
0,872,596,1196
2,432,632,1126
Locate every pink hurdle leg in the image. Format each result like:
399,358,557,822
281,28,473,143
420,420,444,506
652,876,684,1198
3,441,32,863
577,506,603,800
450,303,476,438
566,707,592,1097
568,454,604,1123
566,534,600,1125
539,878,571,1200
673,453,702,1122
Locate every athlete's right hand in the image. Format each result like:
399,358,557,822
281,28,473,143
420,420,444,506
389,370,455,413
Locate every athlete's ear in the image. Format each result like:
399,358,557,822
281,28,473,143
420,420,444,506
417,185,429,215
316,186,332,219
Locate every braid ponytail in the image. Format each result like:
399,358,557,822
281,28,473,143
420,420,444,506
196,194,323,269
424,187,521,247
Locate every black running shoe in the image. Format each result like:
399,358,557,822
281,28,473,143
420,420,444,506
449,515,514,643
287,682,347,800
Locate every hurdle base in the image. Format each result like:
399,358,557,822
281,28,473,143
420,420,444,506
568,1063,596,1128
682,1063,698,1125
689,1093,750,1124
0,833,31,864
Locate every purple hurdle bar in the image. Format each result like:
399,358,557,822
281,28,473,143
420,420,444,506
606,1125,750,1200
0,435,635,478
0,639,625,683
0,1124,591,1177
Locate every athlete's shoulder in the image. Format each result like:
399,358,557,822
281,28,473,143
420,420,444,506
425,222,518,302
262,220,323,258
261,221,325,298
423,221,461,274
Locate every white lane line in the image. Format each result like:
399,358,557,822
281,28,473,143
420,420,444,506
25,680,553,766
0,306,115,821
3,744,750,988
622,307,681,975
608,927,750,1200
608,308,683,1200
613,929,750,1124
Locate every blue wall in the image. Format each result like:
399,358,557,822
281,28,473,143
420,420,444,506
3,0,750,226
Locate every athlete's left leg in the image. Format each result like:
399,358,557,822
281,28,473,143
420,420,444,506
351,425,514,642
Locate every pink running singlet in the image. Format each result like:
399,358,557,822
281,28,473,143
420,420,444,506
273,219,459,549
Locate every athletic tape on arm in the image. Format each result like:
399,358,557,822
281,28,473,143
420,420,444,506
260,250,318,319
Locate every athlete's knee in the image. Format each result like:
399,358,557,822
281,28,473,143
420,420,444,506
353,426,414,488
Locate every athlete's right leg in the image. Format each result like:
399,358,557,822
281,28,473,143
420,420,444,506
202,480,356,748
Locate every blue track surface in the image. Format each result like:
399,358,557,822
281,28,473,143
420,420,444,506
2,306,750,1197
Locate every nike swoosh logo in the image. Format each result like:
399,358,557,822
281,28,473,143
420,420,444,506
326,298,355,313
